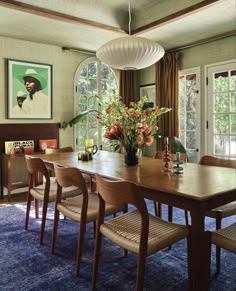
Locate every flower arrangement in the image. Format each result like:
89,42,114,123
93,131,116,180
98,96,171,154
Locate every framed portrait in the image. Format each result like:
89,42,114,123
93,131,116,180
139,84,156,106
7,59,52,119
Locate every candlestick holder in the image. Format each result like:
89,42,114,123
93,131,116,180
162,137,171,173
173,152,184,174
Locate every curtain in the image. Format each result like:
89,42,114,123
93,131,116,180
155,52,179,150
119,70,135,106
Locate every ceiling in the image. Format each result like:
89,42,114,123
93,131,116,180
0,0,235,54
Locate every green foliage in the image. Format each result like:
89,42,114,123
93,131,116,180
61,109,98,129
171,136,187,154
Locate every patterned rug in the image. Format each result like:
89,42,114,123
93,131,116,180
0,201,235,291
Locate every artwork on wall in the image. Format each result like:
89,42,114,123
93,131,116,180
7,59,52,119
139,84,156,106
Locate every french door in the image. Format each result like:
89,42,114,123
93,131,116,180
206,60,236,158
179,67,201,163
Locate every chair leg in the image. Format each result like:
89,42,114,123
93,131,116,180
25,192,32,230
51,207,60,254
40,199,48,244
185,210,189,225
92,229,102,289
187,227,193,290
215,216,222,274
153,201,162,217
35,198,39,218
168,205,173,222
76,220,87,275
168,205,173,250
93,221,96,238
136,252,146,291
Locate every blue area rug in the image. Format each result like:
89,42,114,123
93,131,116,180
0,201,235,291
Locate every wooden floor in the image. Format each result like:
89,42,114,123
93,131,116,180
0,192,27,206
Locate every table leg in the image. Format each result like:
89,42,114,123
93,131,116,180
190,209,210,291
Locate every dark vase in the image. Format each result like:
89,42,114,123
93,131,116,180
124,149,139,166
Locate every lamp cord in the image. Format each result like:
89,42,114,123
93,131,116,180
128,0,131,35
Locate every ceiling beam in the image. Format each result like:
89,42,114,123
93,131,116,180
62,30,235,56
132,0,223,35
0,0,127,34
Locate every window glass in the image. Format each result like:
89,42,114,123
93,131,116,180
75,58,118,151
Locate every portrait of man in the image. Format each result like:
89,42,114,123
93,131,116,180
17,68,48,115
11,90,27,115
8,59,52,119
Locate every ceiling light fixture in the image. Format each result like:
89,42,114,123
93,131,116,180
96,0,165,70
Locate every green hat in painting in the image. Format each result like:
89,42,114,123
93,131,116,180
17,68,47,90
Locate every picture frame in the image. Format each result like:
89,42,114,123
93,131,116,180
7,59,52,119
139,84,156,105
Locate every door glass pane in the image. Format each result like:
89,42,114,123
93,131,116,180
230,70,236,90
231,92,236,112
214,135,229,155
214,114,229,134
214,71,228,91
214,93,229,112
179,71,200,163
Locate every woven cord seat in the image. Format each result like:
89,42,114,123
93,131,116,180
100,209,188,256
92,174,192,291
210,223,236,254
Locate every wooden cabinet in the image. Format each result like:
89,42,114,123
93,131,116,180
1,153,28,201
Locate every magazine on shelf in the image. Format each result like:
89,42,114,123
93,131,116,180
39,139,57,151
5,140,35,154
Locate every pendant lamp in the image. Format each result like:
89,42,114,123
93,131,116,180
96,1,165,70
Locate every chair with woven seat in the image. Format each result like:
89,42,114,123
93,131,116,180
25,155,80,244
207,222,236,281
92,174,192,291
52,164,127,275
199,155,236,273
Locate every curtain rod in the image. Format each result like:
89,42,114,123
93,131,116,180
167,30,236,53
62,30,235,55
62,47,96,55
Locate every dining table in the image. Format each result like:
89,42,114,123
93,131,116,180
34,150,236,291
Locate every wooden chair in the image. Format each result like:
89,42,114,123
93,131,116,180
25,155,80,244
207,222,236,279
199,155,236,273
92,174,192,291
52,165,127,275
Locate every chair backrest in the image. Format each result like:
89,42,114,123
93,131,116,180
25,154,50,186
45,146,73,154
95,174,147,212
199,155,236,169
54,164,88,197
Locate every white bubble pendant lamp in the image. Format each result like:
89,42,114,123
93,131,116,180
96,1,165,70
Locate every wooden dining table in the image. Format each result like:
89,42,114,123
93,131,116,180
34,150,236,291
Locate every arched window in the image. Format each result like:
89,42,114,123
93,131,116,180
74,57,118,151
